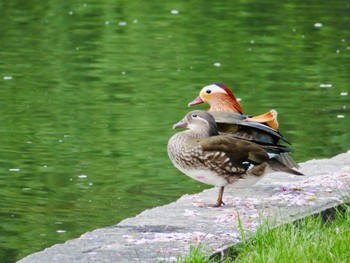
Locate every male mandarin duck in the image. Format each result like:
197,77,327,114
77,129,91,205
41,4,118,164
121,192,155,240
188,83,279,130
188,83,300,168
188,84,292,148
167,110,303,207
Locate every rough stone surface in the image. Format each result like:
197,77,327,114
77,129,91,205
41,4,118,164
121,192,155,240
18,151,350,263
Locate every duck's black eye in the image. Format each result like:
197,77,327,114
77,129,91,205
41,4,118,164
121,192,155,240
205,89,211,94
192,114,198,118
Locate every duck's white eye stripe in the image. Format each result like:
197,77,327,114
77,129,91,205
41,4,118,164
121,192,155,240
201,84,227,95
199,117,209,127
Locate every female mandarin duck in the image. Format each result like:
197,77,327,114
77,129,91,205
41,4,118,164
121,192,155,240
167,110,303,207
188,83,279,130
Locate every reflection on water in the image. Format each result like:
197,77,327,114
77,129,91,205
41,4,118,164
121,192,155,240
0,1,349,262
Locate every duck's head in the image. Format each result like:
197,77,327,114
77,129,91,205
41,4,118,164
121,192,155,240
188,84,243,114
173,110,218,137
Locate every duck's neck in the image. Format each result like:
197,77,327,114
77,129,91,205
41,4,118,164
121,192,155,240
209,97,243,114
188,125,218,139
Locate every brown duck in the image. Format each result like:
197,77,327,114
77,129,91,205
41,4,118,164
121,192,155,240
167,110,303,207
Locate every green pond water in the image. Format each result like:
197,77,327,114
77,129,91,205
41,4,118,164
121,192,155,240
0,1,349,262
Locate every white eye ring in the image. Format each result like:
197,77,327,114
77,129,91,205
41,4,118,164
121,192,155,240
192,114,198,118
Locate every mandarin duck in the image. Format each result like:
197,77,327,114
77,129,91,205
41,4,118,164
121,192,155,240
167,110,303,207
188,84,299,169
188,83,279,130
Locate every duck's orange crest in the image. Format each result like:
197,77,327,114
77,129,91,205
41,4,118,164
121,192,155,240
212,84,243,114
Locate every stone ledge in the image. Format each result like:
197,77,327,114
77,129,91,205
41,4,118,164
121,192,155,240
18,151,350,263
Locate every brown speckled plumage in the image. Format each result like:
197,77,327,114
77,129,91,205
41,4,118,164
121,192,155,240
167,110,303,207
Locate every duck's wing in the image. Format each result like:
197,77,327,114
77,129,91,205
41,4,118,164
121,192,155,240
210,111,290,145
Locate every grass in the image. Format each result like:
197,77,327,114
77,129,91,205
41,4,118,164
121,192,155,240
182,204,350,263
